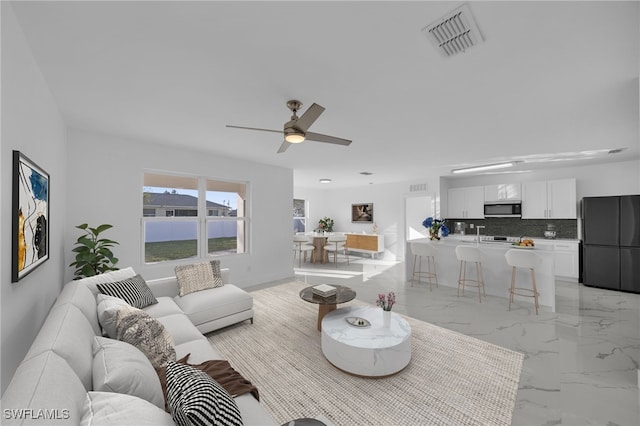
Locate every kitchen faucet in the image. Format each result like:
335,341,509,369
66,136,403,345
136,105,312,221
476,226,486,244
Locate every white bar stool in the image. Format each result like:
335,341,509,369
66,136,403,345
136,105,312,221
505,249,542,314
455,245,485,302
410,242,438,290
293,235,314,267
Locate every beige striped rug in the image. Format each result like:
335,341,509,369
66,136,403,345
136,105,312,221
207,281,523,426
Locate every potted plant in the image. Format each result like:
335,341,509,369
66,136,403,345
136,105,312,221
316,216,334,233
69,223,119,279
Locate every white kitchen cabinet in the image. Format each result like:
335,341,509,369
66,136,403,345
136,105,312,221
522,178,576,219
484,183,522,202
447,186,484,218
532,239,580,279
552,241,580,279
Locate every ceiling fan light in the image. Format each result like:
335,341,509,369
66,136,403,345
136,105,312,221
284,130,305,143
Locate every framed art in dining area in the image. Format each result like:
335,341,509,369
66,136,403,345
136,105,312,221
352,203,374,223
12,150,50,282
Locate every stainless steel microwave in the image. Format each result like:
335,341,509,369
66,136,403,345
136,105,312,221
484,202,522,217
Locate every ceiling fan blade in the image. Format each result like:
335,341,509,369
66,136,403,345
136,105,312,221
305,132,352,146
294,103,325,132
226,125,283,135
277,141,291,154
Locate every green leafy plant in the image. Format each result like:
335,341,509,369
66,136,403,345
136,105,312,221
316,217,334,233
70,223,119,279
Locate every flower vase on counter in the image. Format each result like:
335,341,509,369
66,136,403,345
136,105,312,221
422,217,449,241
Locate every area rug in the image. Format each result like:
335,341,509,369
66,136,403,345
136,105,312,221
207,281,523,426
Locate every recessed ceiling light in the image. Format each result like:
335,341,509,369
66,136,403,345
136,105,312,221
319,178,331,184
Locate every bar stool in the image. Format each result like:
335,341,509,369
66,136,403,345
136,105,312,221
505,249,541,315
455,245,485,302
293,235,314,267
410,242,438,290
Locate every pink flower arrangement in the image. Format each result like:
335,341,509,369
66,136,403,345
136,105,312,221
376,292,396,311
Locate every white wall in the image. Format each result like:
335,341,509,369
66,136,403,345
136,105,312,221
1,3,67,394
66,129,294,286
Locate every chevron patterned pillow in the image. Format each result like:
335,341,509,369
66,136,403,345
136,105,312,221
166,361,243,426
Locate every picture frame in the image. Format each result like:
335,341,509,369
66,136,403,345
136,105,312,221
12,151,50,282
351,203,374,223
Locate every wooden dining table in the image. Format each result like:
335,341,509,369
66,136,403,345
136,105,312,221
310,235,329,263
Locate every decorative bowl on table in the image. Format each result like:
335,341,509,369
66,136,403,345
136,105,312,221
345,317,371,328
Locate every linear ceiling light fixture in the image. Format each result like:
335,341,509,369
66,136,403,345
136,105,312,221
319,178,332,184
451,161,519,174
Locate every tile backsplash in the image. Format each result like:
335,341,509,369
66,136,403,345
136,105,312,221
447,218,578,239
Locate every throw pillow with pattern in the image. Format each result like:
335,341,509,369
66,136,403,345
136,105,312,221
115,305,176,369
166,361,243,426
174,260,223,297
97,274,158,309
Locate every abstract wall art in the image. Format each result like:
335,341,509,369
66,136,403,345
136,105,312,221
12,151,50,282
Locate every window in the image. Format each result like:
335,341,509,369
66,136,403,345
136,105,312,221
293,199,306,233
142,173,248,263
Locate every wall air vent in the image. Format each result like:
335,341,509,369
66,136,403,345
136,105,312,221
422,4,483,57
409,183,427,192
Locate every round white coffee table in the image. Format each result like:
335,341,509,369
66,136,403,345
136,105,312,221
321,306,412,377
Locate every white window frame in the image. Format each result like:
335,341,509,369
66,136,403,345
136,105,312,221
142,171,250,264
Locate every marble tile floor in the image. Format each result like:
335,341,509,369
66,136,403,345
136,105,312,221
263,255,640,426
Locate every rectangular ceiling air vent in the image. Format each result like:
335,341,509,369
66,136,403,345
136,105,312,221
422,4,483,57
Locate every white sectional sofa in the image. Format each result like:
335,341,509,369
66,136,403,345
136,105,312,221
2,268,277,426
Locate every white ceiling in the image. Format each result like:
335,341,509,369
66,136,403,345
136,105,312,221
10,1,640,189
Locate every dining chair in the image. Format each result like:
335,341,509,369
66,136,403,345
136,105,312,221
293,235,315,267
323,235,349,266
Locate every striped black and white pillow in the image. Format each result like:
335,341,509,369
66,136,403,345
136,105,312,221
97,274,158,309
166,361,243,426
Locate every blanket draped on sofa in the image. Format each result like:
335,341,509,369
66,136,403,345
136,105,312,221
156,354,259,411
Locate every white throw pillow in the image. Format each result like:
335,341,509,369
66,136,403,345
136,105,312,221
96,294,130,338
76,267,137,296
81,391,174,426
92,336,164,409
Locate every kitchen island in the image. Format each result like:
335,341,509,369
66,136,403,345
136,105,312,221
407,236,556,312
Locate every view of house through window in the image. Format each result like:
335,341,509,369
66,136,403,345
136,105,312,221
143,173,247,263
293,198,306,233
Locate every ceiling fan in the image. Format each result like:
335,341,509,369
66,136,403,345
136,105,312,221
226,100,352,153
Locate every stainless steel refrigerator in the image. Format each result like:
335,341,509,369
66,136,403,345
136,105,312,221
582,195,640,293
